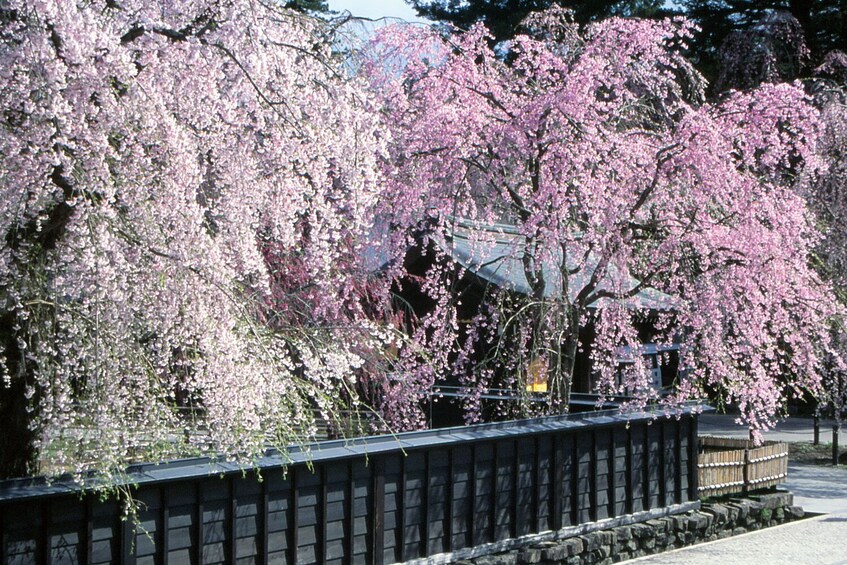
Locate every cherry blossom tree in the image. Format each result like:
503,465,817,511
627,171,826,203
366,7,834,436
807,57,847,450
713,10,847,445
0,0,391,479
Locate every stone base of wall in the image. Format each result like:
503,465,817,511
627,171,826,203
460,492,804,565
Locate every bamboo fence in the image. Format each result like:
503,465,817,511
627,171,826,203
697,436,789,497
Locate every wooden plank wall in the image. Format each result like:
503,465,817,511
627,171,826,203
0,414,697,565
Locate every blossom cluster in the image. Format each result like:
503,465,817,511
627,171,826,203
0,0,388,476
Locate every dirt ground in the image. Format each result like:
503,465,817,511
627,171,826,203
788,441,847,465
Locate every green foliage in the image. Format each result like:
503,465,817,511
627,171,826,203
284,0,331,14
682,0,847,82
406,0,671,42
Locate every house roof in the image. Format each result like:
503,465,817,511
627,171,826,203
437,217,675,311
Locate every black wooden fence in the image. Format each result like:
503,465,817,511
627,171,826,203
0,405,701,565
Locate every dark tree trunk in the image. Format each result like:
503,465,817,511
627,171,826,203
0,313,40,479
547,306,578,411
841,0,847,52
789,0,815,54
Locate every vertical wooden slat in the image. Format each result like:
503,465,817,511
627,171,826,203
229,477,237,564
0,506,5,565
675,419,683,504
551,434,564,531
320,465,328,565
590,429,598,522
469,443,477,547
570,434,579,526
345,460,354,565
83,496,93,565
643,422,650,511
260,472,269,565
161,487,169,564
372,458,385,565
399,454,407,563
291,467,299,565
609,427,617,518
625,425,633,515
689,414,699,501
534,435,543,532
512,439,520,538
658,420,666,508
40,502,50,565
194,482,203,565
121,497,135,565
423,451,431,558
489,442,498,543
445,448,453,553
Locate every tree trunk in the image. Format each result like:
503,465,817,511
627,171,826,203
0,313,40,479
789,0,815,55
841,0,847,52
547,304,578,412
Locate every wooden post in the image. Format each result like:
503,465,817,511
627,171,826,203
195,482,204,565
814,413,820,445
291,468,299,565
689,414,699,502
551,435,564,531
833,425,840,466
372,459,385,565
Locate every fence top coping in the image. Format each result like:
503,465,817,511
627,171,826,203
0,401,709,502
698,436,789,448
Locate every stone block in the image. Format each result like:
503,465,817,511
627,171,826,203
581,533,601,551
725,504,740,523
732,527,747,536
475,553,518,565
646,519,668,533
631,523,655,539
541,543,569,562
751,491,793,509
730,501,751,519
704,503,730,525
564,537,584,557
788,506,805,519
688,513,709,531
670,514,689,532
614,526,632,541
518,547,543,564
599,531,616,546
